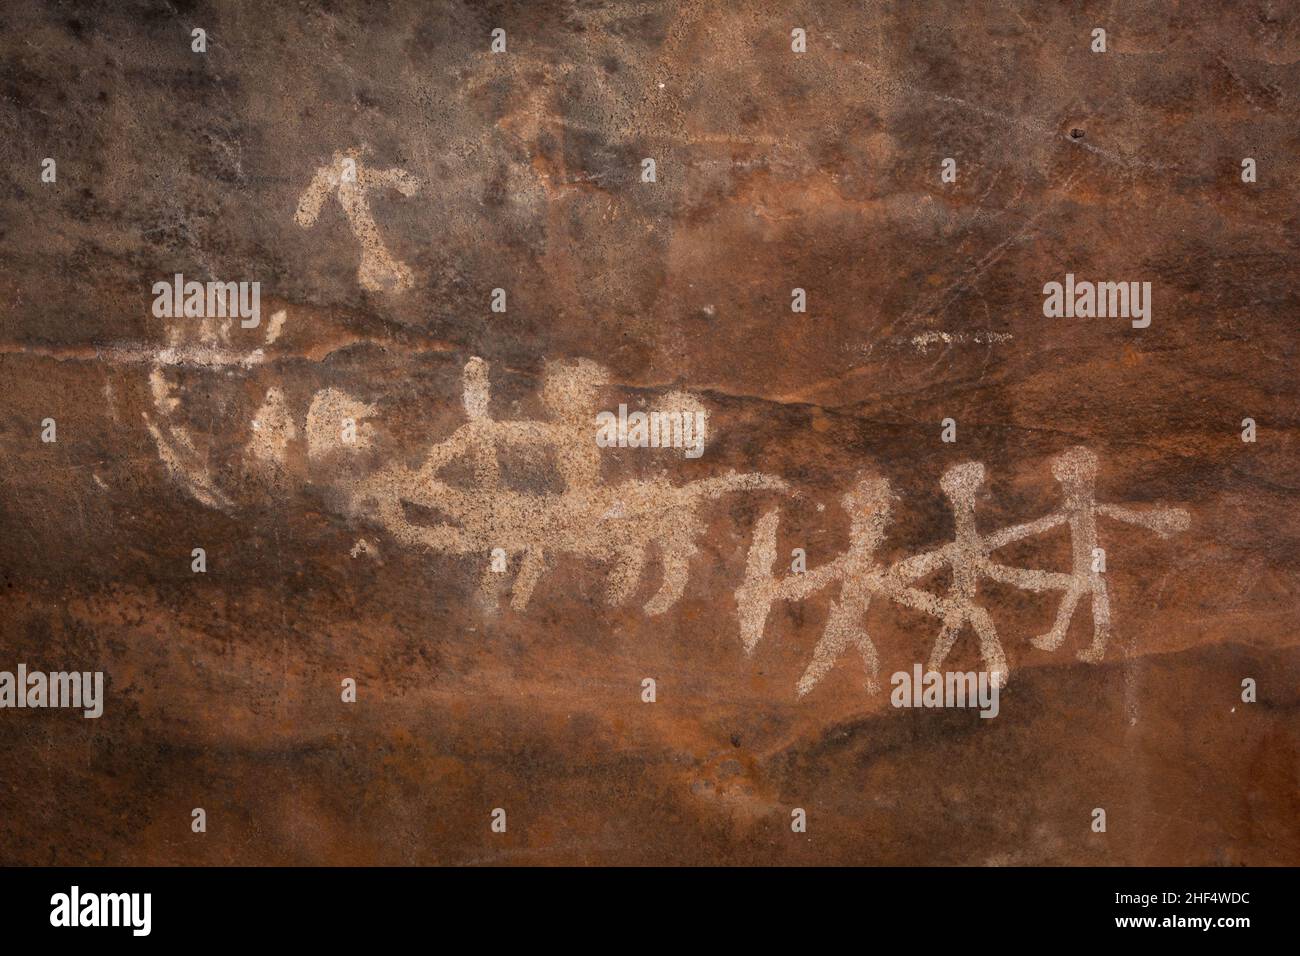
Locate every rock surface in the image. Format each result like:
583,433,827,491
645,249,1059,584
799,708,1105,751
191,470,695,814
0,1,1297,864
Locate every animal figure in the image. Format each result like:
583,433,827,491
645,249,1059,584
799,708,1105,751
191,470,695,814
355,357,785,613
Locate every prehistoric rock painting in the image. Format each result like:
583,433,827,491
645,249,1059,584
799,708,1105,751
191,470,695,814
143,305,383,510
738,452,1190,695
141,314,1188,680
737,476,944,696
1030,446,1191,662
294,148,421,294
7,0,1298,874
353,356,786,614
141,323,784,617
143,308,287,512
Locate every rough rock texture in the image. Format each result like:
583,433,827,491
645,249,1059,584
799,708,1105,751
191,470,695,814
0,0,1297,865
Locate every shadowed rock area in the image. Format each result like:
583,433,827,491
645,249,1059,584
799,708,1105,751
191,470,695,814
0,0,1297,865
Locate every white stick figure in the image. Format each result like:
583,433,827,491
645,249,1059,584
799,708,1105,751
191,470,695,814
890,462,1072,687
1030,446,1190,662
737,476,953,695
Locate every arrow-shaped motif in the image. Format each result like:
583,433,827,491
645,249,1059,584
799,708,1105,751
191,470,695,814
295,148,420,294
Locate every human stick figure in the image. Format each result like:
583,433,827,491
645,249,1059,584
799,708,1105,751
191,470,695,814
736,476,953,695
1030,446,1190,662
888,461,1073,687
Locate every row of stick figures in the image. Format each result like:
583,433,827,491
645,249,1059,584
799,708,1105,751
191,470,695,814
737,447,1190,696
341,358,1191,698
